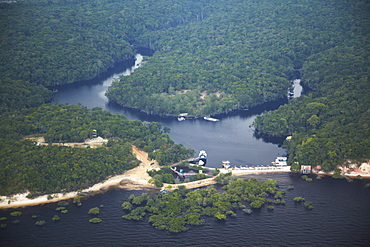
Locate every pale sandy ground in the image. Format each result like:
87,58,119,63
0,142,290,209
0,145,159,209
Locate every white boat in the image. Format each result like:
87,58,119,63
273,157,288,167
177,116,186,121
204,116,220,122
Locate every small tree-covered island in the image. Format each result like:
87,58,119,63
122,175,294,233
0,0,369,221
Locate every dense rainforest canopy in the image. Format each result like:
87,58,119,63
0,0,369,196
0,104,193,196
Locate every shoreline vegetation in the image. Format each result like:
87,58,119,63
0,0,369,211
0,146,291,209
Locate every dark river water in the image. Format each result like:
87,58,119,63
1,56,370,246
51,54,287,167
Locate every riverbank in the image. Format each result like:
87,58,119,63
0,146,291,209
0,146,159,209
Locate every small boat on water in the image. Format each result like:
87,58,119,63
177,116,186,121
272,157,288,167
221,160,231,169
204,116,220,122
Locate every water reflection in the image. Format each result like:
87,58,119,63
52,55,287,167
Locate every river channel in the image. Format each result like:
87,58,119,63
52,54,288,167
1,55,370,246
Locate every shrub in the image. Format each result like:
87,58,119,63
88,207,100,215
61,209,68,214
73,196,81,204
267,205,274,210
250,200,265,209
305,178,313,182
10,211,22,217
35,220,46,226
301,175,308,180
0,217,7,221
26,192,41,199
226,210,236,217
212,168,220,176
332,171,344,179
154,179,163,188
293,197,305,202
47,195,53,200
287,185,294,190
57,201,69,207
0,224,6,228
89,218,102,223
12,220,20,224
243,208,253,214
273,199,286,205
31,215,38,219
121,202,133,210
215,213,226,220
52,215,60,221
55,207,66,211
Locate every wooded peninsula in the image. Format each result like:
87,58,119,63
0,0,369,196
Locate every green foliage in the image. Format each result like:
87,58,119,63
52,215,61,221
122,178,283,233
293,197,305,203
253,5,370,172
333,171,344,179
88,207,100,215
212,169,220,176
131,193,149,205
73,196,81,204
267,205,274,210
188,174,207,182
0,78,51,111
121,202,133,211
35,221,46,226
0,104,192,196
250,200,265,209
0,217,7,221
148,167,175,184
57,201,69,207
61,210,68,214
89,218,102,224
243,208,253,214
215,213,227,220
10,211,22,217
12,220,20,224
214,172,235,185
305,178,313,182
55,207,66,211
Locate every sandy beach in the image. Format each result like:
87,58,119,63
0,146,159,209
0,145,292,209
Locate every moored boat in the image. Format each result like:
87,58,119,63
204,116,220,122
